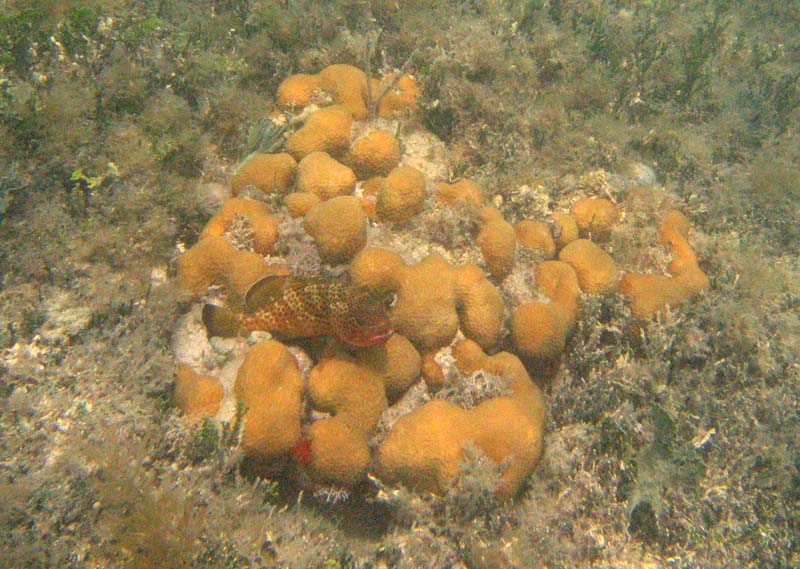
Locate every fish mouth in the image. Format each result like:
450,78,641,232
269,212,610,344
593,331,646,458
343,327,394,347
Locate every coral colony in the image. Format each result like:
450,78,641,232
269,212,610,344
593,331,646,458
173,63,708,500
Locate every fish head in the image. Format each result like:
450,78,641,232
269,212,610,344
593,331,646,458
338,291,394,347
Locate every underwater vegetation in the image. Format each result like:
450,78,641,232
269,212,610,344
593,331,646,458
1,1,798,567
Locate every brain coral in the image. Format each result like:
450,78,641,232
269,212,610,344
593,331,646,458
172,63,711,505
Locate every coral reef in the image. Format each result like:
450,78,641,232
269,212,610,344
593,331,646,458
172,62,713,511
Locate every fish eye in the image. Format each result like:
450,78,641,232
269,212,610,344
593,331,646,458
384,293,397,309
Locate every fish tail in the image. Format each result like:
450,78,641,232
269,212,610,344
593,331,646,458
202,304,241,337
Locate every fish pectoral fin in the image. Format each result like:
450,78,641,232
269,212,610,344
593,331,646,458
202,304,240,337
243,275,291,312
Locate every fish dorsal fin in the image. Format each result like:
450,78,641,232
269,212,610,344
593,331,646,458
244,275,293,312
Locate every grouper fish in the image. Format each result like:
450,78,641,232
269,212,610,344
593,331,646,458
202,275,394,347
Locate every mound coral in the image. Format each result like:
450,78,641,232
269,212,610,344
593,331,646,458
376,74,420,118
295,151,357,200
377,340,545,499
303,195,367,263
276,64,419,122
231,152,296,196
511,261,580,363
276,64,368,119
511,302,570,362
551,211,579,250
570,197,620,238
620,210,709,319
276,73,324,111
318,64,370,120
454,264,506,350
354,333,422,401
284,191,320,218
177,236,287,298
476,206,516,279
349,248,503,352
199,197,279,255
173,364,223,422
235,340,303,469
345,130,401,179
559,238,621,295
436,179,485,207
376,166,427,225
515,220,556,259
172,64,712,505
285,105,353,161
307,354,386,485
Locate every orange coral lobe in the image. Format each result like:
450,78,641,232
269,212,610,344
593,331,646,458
620,210,709,319
346,130,401,179
199,197,279,254
515,220,556,258
276,73,324,111
231,152,297,196
436,179,485,207
559,239,621,294
174,365,223,422
570,197,620,237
